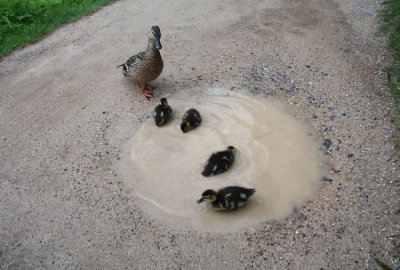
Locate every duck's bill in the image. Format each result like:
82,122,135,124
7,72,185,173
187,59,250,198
155,37,162,49
197,198,204,204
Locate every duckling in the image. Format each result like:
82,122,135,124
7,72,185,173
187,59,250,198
153,98,172,126
181,108,201,133
197,186,256,210
117,26,163,99
201,146,236,177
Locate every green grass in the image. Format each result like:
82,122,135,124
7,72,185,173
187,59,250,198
0,0,117,58
382,0,400,146
374,258,393,270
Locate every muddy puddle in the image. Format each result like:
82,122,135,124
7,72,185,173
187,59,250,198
119,89,326,232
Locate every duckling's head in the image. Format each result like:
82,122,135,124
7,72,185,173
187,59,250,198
150,26,162,49
181,121,191,133
160,97,168,106
197,189,217,204
227,146,236,155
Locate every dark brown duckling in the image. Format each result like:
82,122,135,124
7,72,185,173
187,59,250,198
181,108,201,133
197,186,256,210
201,146,236,177
153,98,172,126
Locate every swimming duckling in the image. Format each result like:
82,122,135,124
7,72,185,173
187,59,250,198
201,146,236,177
117,26,163,99
153,98,172,126
197,186,256,210
181,108,201,133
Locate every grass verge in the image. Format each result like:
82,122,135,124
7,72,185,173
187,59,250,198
0,0,117,58
381,0,400,149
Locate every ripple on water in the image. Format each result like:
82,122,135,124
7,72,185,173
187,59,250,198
119,89,325,232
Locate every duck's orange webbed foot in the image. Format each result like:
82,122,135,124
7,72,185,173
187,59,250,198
137,83,153,99
144,83,157,91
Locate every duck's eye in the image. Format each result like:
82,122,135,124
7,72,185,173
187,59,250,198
152,31,160,38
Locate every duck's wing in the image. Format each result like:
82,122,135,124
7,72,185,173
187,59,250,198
221,187,255,200
182,110,190,121
125,51,145,66
117,51,146,68
202,153,221,176
218,191,243,210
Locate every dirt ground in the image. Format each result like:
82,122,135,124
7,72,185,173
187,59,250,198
1,0,399,269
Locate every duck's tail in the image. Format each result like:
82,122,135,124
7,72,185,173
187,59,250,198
116,63,124,68
249,188,256,196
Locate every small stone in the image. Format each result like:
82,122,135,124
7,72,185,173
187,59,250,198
347,153,354,158
321,177,333,183
323,139,332,149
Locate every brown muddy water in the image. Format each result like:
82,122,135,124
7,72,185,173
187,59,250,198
119,89,326,232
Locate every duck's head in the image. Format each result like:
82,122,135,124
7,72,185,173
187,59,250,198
150,26,162,49
160,97,168,106
227,146,236,155
181,121,191,133
197,189,217,204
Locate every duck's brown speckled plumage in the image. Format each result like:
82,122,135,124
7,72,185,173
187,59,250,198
118,26,163,98
122,49,163,83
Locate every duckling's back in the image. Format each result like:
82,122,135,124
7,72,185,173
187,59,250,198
202,149,235,177
217,187,255,210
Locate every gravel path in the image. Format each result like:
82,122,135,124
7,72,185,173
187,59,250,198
1,0,399,269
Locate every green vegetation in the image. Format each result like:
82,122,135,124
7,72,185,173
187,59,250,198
374,257,393,270
0,0,117,58
382,0,400,149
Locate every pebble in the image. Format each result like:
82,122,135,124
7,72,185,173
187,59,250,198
321,177,333,183
323,139,332,149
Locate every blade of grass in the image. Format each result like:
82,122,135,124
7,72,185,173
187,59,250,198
381,0,400,149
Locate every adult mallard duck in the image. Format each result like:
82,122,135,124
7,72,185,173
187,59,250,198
153,97,172,126
117,26,164,98
180,108,201,133
197,186,255,210
201,146,236,177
